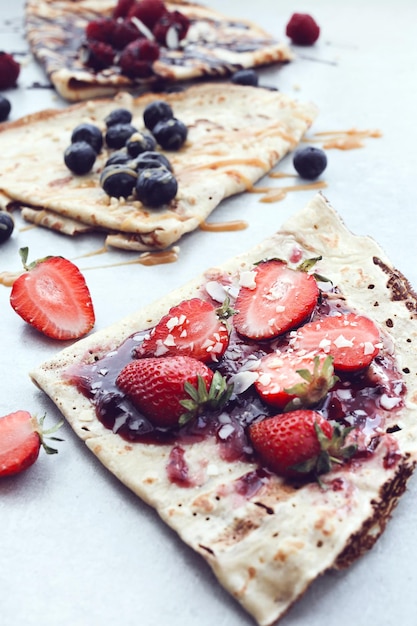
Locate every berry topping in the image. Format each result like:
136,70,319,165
293,146,327,180
135,166,178,206
100,164,138,198
85,18,116,44
116,355,232,427
113,0,136,19
286,13,320,46
153,10,190,47
105,122,138,149
231,69,259,87
10,247,95,341
132,150,173,172
0,411,63,478
0,211,14,244
249,410,355,479
105,108,133,127
0,94,11,122
143,99,173,131
71,122,103,154
111,19,142,49
118,38,160,78
152,117,188,150
126,130,157,156
291,313,381,372
135,297,232,363
0,51,20,90
64,141,97,175
81,40,115,71
127,0,167,29
233,259,320,340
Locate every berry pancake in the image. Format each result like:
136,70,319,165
25,0,293,102
31,194,417,625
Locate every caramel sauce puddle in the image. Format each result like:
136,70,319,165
309,128,382,150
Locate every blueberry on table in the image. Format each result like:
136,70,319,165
0,211,14,243
143,100,174,131
100,165,138,198
71,122,103,153
64,141,97,175
105,123,138,149
105,108,133,127
0,95,11,122
231,69,259,86
293,146,327,180
132,150,173,172
152,118,188,150
135,167,178,207
126,131,157,157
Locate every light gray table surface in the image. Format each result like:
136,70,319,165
1,1,417,625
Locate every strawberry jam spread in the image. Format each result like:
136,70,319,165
71,280,406,474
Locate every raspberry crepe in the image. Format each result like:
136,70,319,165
30,194,417,625
25,0,293,102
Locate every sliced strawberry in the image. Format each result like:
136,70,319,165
233,259,319,340
135,298,231,363
116,355,232,427
249,410,355,479
291,313,381,371
254,351,337,409
0,411,62,477
10,248,95,341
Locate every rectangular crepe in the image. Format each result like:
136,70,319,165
25,0,293,102
30,193,417,625
0,83,316,251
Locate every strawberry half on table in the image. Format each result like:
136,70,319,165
10,247,95,341
0,411,63,478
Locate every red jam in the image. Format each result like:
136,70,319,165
70,288,406,476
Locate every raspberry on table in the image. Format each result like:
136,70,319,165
285,13,320,46
0,52,20,90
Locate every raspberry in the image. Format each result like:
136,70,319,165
111,20,142,49
85,18,116,43
113,0,136,19
153,10,190,46
118,39,160,78
0,52,20,90
128,0,167,29
285,13,320,46
82,41,115,71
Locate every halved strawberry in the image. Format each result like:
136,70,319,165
0,411,63,478
254,351,338,410
135,298,232,363
291,313,381,371
249,409,356,479
116,355,232,427
10,248,95,341
233,259,319,340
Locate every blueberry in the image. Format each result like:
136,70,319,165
0,211,14,243
71,122,103,153
135,167,178,207
100,165,138,198
0,95,11,122
293,146,327,179
105,149,132,167
105,108,133,127
126,131,157,157
105,123,138,149
143,100,173,131
132,151,173,172
64,141,97,175
152,118,187,151
231,69,259,87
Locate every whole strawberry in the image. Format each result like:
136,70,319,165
116,355,232,427
286,13,320,46
0,51,20,90
249,410,356,479
0,411,63,478
10,247,95,340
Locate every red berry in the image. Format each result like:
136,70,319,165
153,10,190,46
0,51,20,90
85,18,116,43
128,0,167,29
118,38,160,78
111,20,142,49
113,0,136,19
82,40,115,71
286,13,320,46
10,249,95,341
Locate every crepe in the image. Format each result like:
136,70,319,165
30,193,417,625
25,0,293,102
0,83,316,251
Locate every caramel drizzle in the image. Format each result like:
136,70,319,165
308,128,382,150
80,247,179,271
200,219,248,232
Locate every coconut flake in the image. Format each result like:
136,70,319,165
166,25,180,49
230,370,259,394
379,394,401,410
205,280,228,303
239,270,257,289
333,334,354,349
218,423,235,440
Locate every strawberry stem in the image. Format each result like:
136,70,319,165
35,414,64,455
